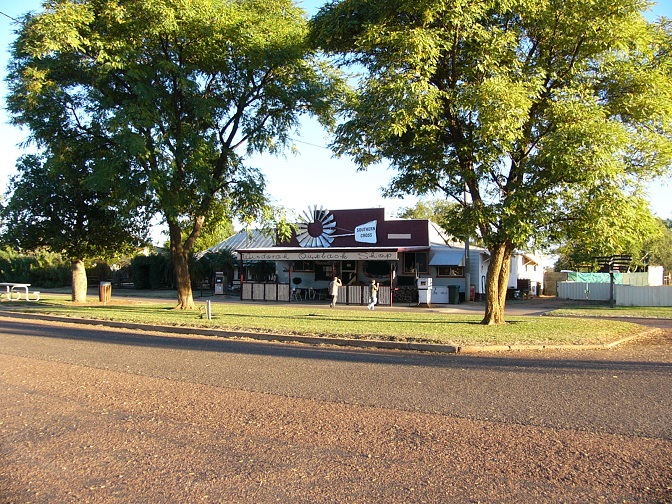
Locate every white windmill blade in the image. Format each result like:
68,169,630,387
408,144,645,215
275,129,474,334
301,208,313,222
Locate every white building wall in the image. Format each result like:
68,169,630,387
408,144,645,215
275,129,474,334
648,266,664,286
508,254,548,294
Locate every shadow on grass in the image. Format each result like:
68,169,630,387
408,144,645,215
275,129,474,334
0,316,669,375
216,311,486,326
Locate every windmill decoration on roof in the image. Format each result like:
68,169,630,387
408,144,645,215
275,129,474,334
296,206,336,248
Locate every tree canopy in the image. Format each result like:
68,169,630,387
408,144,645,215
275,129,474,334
1,147,150,301
555,213,672,273
6,0,342,308
311,0,672,323
2,153,148,261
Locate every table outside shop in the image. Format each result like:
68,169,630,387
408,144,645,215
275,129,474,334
0,283,40,301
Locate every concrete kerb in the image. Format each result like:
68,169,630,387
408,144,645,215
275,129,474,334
0,309,657,355
456,330,658,354
0,311,460,353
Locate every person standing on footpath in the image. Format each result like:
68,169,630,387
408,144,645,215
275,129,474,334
328,276,342,308
367,279,379,310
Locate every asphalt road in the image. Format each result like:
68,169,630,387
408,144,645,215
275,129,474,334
1,315,671,502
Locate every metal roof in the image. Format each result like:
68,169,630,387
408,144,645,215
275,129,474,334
200,229,275,257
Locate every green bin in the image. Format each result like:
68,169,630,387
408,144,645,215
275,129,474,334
448,285,460,304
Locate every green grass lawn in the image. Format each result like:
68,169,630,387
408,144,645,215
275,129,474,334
551,305,672,319
0,291,651,347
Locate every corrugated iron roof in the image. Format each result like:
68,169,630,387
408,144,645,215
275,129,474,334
199,229,275,257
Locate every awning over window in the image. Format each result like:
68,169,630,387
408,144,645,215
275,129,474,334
429,249,465,266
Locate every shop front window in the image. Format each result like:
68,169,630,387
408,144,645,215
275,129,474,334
292,260,314,272
314,262,335,281
437,265,464,277
403,252,428,274
364,260,390,277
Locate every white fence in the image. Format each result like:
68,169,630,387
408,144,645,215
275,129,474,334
240,283,391,305
557,282,611,301
617,285,672,306
558,281,672,306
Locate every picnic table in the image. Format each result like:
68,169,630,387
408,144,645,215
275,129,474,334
0,282,40,301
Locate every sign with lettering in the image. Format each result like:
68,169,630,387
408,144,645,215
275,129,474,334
354,220,377,244
242,251,398,261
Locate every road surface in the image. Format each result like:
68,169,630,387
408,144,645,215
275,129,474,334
1,316,671,502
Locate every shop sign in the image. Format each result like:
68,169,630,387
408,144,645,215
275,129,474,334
354,220,377,243
243,251,398,261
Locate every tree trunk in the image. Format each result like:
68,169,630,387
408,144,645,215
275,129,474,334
169,222,196,310
71,259,88,303
481,241,513,325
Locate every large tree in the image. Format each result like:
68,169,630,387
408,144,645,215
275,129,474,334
7,0,341,309
311,0,672,324
1,151,149,302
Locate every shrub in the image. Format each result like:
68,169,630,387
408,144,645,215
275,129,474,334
131,253,170,289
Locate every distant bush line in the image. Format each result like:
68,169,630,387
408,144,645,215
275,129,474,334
0,248,236,290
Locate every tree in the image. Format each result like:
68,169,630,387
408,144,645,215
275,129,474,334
1,152,149,302
311,0,672,324
397,199,453,221
553,190,663,271
648,219,672,274
180,201,235,254
555,211,672,273
7,0,341,309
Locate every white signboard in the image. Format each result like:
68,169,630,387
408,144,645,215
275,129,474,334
242,251,398,261
354,220,377,244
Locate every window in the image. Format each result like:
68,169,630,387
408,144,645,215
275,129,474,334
314,263,334,281
403,252,428,274
437,266,464,277
364,260,390,277
292,260,314,272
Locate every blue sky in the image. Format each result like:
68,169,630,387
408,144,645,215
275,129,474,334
1,1,670,244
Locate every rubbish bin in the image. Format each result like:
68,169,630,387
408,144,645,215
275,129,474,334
448,285,460,304
99,281,112,304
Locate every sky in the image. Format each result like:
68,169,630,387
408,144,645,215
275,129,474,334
1,0,671,245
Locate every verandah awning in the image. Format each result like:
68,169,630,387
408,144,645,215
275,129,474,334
429,249,465,266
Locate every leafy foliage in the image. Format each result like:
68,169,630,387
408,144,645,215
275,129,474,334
555,215,672,273
647,219,672,273
0,247,71,287
189,248,237,286
311,0,672,323
1,152,150,262
6,0,343,308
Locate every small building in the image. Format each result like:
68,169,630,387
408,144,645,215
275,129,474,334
508,253,547,297
230,206,486,305
204,206,547,305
